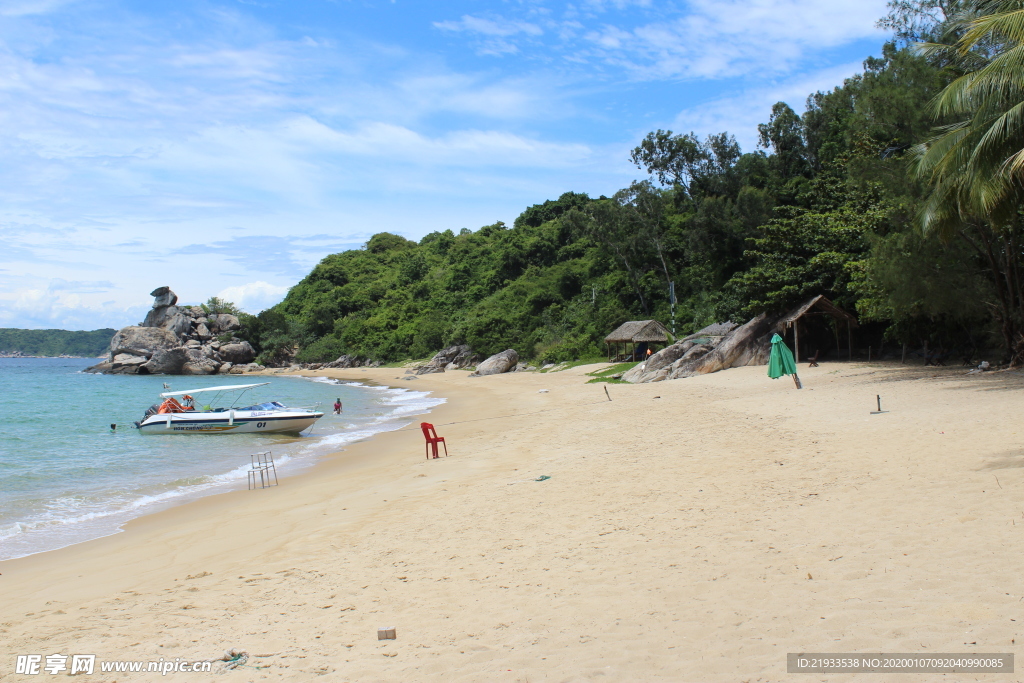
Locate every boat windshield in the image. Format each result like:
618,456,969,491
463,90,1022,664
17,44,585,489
237,401,286,411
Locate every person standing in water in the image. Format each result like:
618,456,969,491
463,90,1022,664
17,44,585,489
333,398,342,414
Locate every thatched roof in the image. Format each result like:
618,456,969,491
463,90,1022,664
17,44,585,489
781,295,858,328
604,320,670,343
684,321,737,341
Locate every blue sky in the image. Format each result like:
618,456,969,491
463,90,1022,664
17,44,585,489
0,0,890,330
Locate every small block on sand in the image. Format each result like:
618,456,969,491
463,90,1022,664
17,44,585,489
378,627,396,640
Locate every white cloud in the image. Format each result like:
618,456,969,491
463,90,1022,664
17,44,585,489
216,281,289,314
0,280,147,330
277,117,593,168
0,0,72,17
666,60,869,152
431,1,888,81
579,0,889,80
434,15,543,38
433,14,546,56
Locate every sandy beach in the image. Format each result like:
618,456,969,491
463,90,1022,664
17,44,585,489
2,362,1024,681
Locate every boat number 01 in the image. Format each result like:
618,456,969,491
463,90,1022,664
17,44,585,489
256,422,267,428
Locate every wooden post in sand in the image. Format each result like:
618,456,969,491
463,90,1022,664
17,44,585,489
794,321,800,364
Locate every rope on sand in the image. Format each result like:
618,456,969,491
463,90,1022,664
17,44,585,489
209,649,248,670
389,399,609,433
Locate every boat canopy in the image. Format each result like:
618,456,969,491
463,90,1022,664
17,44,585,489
160,382,269,398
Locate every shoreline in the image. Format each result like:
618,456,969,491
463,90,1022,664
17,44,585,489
3,362,1024,681
0,369,443,563
0,368,468,594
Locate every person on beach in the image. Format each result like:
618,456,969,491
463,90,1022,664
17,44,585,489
333,399,342,414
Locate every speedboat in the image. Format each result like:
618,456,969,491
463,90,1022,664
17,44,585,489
134,382,323,435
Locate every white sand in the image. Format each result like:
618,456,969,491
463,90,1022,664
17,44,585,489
2,362,1023,681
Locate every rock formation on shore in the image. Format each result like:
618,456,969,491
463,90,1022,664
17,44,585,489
471,349,520,376
622,314,783,383
86,287,263,375
414,345,480,375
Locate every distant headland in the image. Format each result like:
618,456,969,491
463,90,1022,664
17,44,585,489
0,328,116,358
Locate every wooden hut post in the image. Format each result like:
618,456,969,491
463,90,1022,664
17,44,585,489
794,318,800,364
847,320,852,360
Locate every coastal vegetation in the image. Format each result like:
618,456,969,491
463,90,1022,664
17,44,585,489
236,1,1024,366
0,328,116,357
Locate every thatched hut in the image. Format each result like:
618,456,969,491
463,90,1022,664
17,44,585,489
780,295,858,362
604,320,670,361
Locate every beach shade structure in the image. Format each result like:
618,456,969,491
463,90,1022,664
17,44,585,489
768,334,803,389
604,320,670,361
420,422,448,459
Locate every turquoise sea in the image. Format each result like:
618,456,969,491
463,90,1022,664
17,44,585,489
0,358,444,561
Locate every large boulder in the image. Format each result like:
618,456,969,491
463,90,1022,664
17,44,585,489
217,341,256,364
622,341,696,383
208,313,241,333
150,286,178,308
623,314,785,383
229,363,265,374
140,347,188,375
416,344,478,375
163,312,193,339
108,353,148,374
141,287,181,328
83,360,113,374
324,354,360,369
181,348,220,375
668,313,781,379
109,326,180,359
471,349,519,376
143,304,177,328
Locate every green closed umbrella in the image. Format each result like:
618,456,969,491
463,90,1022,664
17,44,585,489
768,333,802,389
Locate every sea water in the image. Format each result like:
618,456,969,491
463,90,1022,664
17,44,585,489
0,357,444,561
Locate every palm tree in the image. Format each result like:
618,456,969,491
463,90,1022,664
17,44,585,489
914,0,1024,359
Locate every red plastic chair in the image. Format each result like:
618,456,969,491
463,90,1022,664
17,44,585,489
420,422,447,459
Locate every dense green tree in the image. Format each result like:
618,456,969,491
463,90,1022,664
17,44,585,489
913,0,1024,358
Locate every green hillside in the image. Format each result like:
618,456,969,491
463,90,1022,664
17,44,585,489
0,329,115,357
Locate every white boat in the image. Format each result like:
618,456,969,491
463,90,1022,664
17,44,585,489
134,382,323,435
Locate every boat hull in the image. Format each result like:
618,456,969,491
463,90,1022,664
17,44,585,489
137,412,323,435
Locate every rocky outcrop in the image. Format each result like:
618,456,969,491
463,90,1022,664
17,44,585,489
85,286,262,376
621,341,697,382
142,286,179,328
471,349,519,376
624,314,783,383
416,344,479,374
140,347,189,375
229,363,266,374
181,348,220,375
218,341,256,365
208,313,241,332
110,326,180,359
322,354,381,369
